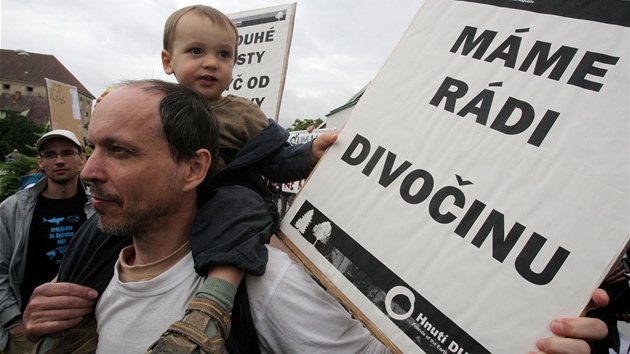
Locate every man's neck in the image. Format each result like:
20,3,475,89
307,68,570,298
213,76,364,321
127,207,197,266
42,178,80,199
119,241,190,282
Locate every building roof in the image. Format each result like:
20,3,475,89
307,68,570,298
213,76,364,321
326,81,370,116
0,49,94,99
0,92,50,125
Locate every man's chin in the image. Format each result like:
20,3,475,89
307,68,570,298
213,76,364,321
97,217,131,238
49,175,75,184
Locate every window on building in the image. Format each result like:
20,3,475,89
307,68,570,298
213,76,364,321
26,87,33,92
3,84,9,90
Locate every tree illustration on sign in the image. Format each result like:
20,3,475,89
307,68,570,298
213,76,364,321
312,221,332,247
294,209,313,234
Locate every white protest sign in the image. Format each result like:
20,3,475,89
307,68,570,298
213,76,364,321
226,3,296,121
279,1,630,353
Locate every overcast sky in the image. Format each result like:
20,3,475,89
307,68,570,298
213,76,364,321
1,0,423,128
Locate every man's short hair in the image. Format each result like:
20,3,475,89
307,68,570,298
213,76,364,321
117,79,220,196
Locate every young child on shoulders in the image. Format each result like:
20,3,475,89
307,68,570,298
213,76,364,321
153,6,338,352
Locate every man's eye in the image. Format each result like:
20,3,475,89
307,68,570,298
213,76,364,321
112,146,126,154
60,151,78,157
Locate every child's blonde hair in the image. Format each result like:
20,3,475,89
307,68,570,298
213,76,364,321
163,5,239,61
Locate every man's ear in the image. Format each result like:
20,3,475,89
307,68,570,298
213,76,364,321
78,152,87,170
182,149,211,192
161,50,174,75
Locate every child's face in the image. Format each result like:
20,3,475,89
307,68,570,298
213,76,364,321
161,12,236,102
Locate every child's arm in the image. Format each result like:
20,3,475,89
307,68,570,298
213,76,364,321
256,127,339,183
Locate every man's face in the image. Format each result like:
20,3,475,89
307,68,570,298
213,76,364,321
161,12,236,102
37,139,85,185
81,85,189,237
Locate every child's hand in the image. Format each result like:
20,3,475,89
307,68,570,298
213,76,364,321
309,132,338,167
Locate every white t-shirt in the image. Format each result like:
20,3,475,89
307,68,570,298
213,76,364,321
95,252,203,354
95,247,390,354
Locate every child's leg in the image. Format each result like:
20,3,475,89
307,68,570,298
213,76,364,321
207,266,244,286
147,187,274,354
190,186,277,277
189,266,245,340
146,267,244,354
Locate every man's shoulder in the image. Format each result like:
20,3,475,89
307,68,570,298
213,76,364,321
0,181,42,209
0,193,20,213
246,246,296,292
0,191,20,206
266,246,293,268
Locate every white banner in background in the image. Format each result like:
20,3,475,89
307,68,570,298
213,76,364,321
227,3,296,121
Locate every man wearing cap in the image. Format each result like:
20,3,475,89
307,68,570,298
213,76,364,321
0,129,95,354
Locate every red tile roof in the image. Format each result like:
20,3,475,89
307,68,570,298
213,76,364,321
0,92,50,125
0,49,94,98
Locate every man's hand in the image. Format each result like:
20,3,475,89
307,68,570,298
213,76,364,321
23,282,98,342
308,132,338,167
528,288,609,354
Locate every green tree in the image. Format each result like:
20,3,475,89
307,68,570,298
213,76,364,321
0,113,46,157
287,118,324,132
0,154,39,201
